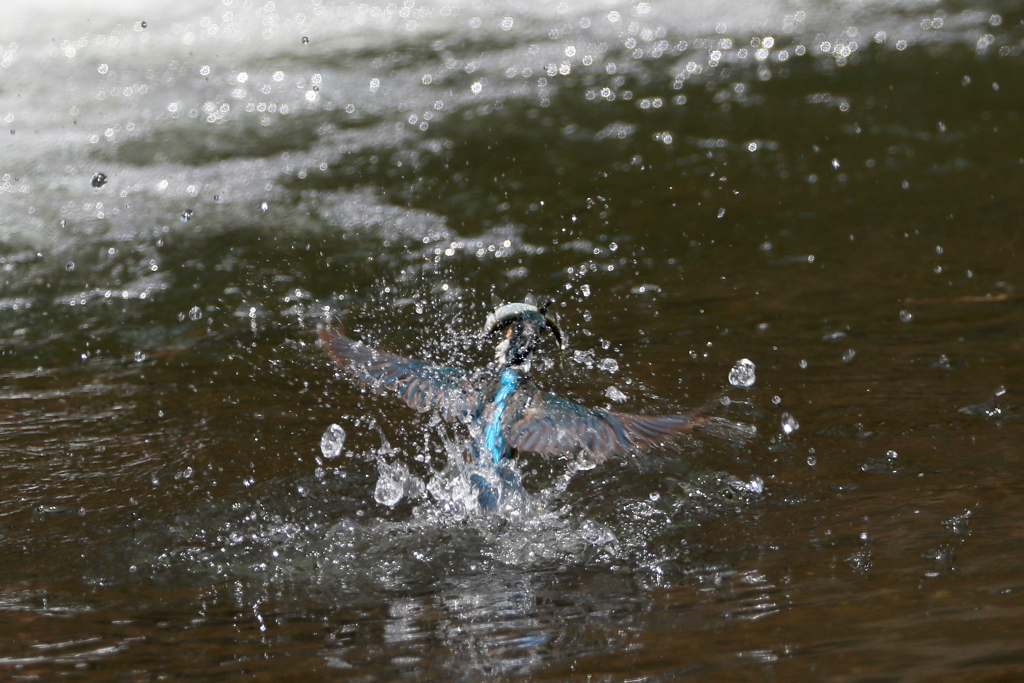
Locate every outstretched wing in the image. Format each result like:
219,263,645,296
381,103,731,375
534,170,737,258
318,327,474,423
507,391,700,459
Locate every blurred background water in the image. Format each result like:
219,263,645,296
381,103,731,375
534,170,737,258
2,0,1023,680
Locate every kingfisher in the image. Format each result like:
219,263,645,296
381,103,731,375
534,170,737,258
318,296,705,510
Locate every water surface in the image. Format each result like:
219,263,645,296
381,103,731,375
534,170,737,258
2,0,1023,680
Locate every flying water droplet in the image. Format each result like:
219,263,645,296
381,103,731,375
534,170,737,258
572,349,595,367
781,412,799,435
374,460,407,506
180,209,194,222
320,423,346,459
605,385,627,402
728,358,756,387
188,305,202,321
91,172,108,188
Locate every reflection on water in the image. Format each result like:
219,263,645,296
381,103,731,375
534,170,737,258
3,0,1024,679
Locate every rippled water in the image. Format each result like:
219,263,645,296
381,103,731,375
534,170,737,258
2,0,1024,679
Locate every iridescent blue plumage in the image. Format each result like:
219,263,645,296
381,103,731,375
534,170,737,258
483,369,518,464
319,298,703,510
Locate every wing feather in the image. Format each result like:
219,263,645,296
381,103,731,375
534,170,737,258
319,327,473,422
508,391,699,459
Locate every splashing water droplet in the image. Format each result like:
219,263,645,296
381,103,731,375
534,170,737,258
91,173,108,188
572,349,595,367
728,358,756,387
781,412,799,435
605,385,627,402
597,358,619,373
899,310,913,323
320,423,346,459
579,519,617,546
133,350,146,362
575,450,600,471
188,305,202,321
65,261,75,272
180,209,194,222
374,461,406,506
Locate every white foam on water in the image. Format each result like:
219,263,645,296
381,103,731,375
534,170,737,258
1,0,1010,253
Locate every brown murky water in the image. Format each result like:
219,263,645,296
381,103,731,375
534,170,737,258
1,1,1023,680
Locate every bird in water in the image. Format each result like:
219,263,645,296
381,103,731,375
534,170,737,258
319,296,707,510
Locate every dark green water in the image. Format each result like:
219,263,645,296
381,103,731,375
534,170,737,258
2,1,1023,680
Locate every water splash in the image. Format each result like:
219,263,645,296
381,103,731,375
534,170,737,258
605,385,627,402
374,459,410,507
728,358,756,387
958,386,1006,418
320,423,347,459
780,412,800,435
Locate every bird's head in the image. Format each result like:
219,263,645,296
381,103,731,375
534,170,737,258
484,296,563,370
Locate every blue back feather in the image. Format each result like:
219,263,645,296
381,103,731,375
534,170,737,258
483,369,518,463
